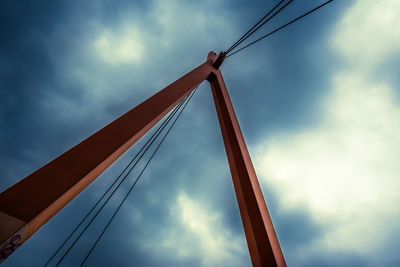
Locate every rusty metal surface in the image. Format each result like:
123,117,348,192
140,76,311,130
208,68,286,267
0,60,214,261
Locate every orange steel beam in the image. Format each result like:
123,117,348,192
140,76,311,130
0,52,286,267
208,53,286,267
0,59,214,262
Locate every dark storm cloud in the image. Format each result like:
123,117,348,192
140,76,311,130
0,1,92,187
0,2,66,188
0,0,156,189
221,0,351,143
0,1,370,267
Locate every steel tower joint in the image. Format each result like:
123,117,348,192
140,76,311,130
0,52,286,266
206,51,226,71
0,59,215,263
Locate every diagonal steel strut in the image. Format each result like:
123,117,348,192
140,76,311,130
208,52,285,266
0,52,285,266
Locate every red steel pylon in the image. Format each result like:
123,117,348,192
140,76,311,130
0,52,285,266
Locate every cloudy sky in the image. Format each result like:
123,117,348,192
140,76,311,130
1,0,399,266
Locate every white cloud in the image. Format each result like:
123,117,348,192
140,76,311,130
146,192,247,267
333,0,400,68
94,27,144,64
254,0,400,261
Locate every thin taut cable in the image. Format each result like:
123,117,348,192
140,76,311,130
227,0,335,58
44,97,187,266
225,0,285,54
227,0,294,54
52,91,194,266
79,87,199,267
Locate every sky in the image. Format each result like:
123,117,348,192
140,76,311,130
1,0,399,266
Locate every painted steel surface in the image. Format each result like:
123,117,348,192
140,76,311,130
0,60,214,262
208,53,285,267
0,52,285,266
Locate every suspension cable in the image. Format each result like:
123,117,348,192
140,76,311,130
227,0,294,54
54,94,189,266
44,96,187,266
51,89,195,266
79,87,199,266
45,0,336,263
226,0,335,58
225,0,285,54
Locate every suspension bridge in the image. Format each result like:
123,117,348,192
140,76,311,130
0,1,335,266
